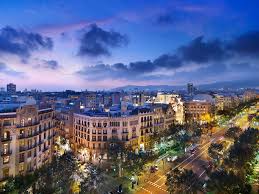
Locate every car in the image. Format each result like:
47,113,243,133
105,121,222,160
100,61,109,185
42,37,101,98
190,149,196,154
150,165,158,173
154,165,158,171
167,156,178,162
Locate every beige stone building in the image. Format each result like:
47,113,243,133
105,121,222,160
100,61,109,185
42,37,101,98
0,105,56,181
73,104,177,160
184,100,212,124
73,112,141,160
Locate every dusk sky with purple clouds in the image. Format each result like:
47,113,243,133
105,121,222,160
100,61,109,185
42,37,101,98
0,0,259,91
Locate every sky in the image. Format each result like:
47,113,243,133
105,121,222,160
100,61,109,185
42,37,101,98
0,0,258,91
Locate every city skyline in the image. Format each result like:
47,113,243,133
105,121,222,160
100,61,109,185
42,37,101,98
0,0,259,91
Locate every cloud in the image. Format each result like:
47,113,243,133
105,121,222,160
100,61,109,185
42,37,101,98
35,59,60,70
76,54,184,80
178,36,227,63
228,31,259,57
76,30,259,82
0,62,25,77
78,24,129,57
0,26,53,59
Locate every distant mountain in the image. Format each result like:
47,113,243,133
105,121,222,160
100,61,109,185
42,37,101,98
112,79,259,92
198,79,259,90
112,85,182,92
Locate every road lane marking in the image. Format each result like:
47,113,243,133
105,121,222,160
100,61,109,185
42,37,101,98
198,170,206,178
187,169,207,191
181,146,211,169
140,187,153,194
147,181,168,192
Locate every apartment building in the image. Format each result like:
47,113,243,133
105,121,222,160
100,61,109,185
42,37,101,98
243,90,257,102
184,100,212,124
152,104,175,133
73,107,158,159
0,105,56,181
215,94,240,111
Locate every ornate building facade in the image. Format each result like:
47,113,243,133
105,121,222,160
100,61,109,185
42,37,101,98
0,105,56,181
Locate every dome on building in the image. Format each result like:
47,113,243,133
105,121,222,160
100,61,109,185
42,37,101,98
193,94,214,104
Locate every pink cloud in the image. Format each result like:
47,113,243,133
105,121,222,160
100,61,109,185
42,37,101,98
35,17,115,35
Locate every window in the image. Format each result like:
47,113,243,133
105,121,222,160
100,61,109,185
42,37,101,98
21,119,25,127
103,136,107,141
98,136,102,141
19,164,24,173
92,136,96,141
3,131,10,139
3,143,9,154
3,156,10,164
20,129,24,137
27,151,31,158
103,130,107,134
19,153,25,163
3,168,9,178
28,118,32,125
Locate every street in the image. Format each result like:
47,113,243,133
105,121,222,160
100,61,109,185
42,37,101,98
135,105,257,194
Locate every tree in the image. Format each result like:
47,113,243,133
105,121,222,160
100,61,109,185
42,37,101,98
223,128,259,179
200,113,212,123
80,166,104,194
166,168,203,194
206,170,251,194
71,181,80,194
208,143,223,163
225,126,242,139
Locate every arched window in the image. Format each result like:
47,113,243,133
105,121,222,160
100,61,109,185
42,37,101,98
3,131,10,139
21,119,25,127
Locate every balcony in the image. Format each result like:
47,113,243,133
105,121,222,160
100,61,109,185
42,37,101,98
16,121,40,128
1,136,12,142
19,146,27,152
27,144,37,150
38,140,44,145
18,131,39,139
1,150,12,156
42,157,49,163
3,123,13,127
42,146,49,152
18,134,26,139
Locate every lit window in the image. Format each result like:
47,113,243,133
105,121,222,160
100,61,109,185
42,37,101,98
3,156,10,164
